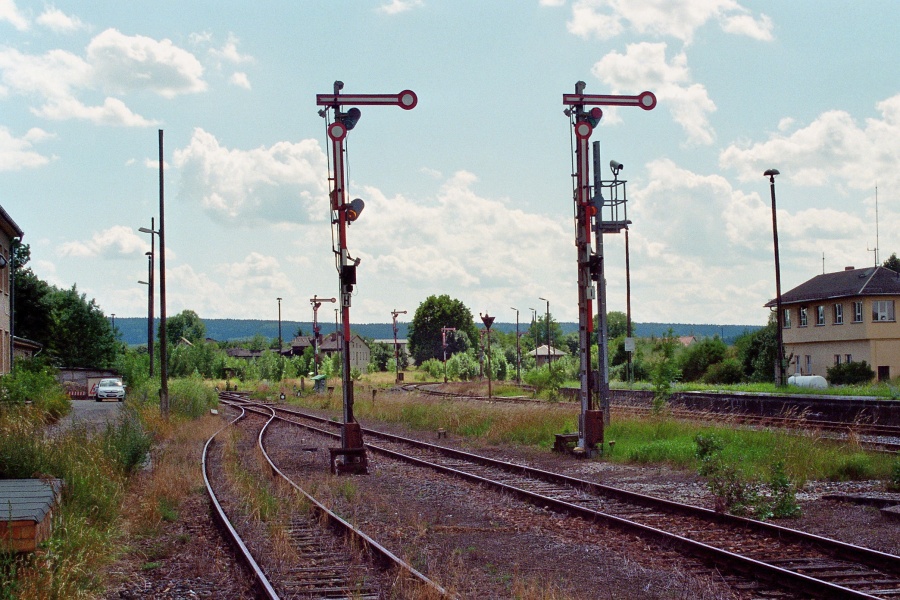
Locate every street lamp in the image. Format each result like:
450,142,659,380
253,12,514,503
139,218,167,415
529,307,537,367
539,297,551,370
510,307,520,384
110,313,116,337
765,168,786,387
137,243,155,377
277,297,283,351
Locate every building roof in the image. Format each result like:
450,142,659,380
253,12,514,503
0,204,24,240
0,479,62,522
528,344,567,357
765,266,900,307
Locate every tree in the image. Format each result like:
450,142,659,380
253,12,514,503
606,311,628,339
883,252,900,273
526,314,563,348
166,310,206,347
678,336,728,382
11,243,52,345
369,341,393,372
46,285,117,368
408,295,479,365
735,318,777,383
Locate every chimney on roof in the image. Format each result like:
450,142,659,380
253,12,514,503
845,266,855,271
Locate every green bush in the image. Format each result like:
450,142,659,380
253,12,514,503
101,406,152,475
702,359,744,385
826,360,875,386
168,376,218,419
0,358,71,420
888,459,900,492
827,453,877,481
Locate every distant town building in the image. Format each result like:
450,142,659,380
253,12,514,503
0,205,23,375
766,266,900,381
528,344,567,368
287,332,371,371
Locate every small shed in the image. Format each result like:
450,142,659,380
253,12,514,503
0,478,63,552
529,344,568,368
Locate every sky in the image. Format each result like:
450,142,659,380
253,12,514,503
2,1,899,329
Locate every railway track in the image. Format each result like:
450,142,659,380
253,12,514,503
402,383,900,453
223,392,900,599
203,394,450,599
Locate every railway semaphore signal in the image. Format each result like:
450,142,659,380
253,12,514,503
317,81,417,475
562,81,655,458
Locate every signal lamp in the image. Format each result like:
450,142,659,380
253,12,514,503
340,107,362,130
347,198,365,221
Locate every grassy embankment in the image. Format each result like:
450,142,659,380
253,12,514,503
0,374,218,599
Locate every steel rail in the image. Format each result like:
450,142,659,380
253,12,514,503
202,404,280,600
249,401,454,599
226,396,900,599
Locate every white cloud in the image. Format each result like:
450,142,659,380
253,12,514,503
567,0,772,44
58,225,149,258
349,171,575,314
35,96,158,126
0,29,204,126
229,71,250,90
540,0,566,6
719,93,900,192
87,28,207,98
377,0,424,15
173,128,330,225
592,42,716,145
0,126,52,171
0,0,28,31
36,7,84,33
720,11,773,41
209,33,254,65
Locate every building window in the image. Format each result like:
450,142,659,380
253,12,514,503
805,355,812,374
816,305,825,326
833,303,843,325
799,306,808,327
872,300,895,322
846,354,852,363
853,301,863,322
834,354,841,365
783,308,791,328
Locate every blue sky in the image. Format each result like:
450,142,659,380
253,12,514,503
2,1,899,328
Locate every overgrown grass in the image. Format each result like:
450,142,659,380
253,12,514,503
0,407,132,598
604,414,897,483
285,385,897,484
0,373,225,599
614,379,900,399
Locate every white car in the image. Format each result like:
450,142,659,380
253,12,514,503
95,378,126,402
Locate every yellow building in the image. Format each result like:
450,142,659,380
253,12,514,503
0,205,24,375
766,266,900,381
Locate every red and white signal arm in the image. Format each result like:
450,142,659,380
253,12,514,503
574,121,593,139
327,121,348,141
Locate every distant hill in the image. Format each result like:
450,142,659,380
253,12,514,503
114,317,761,347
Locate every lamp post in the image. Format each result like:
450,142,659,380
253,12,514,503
765,168,786,387
110,313,116,336
510,307,520,384
139,238,155,377
539,297,550,370
139,130,168,418
310,296,336,376
529,307,537,367
277,297,283,351
391,309,407,383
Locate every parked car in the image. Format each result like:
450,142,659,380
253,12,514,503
95,378,125,402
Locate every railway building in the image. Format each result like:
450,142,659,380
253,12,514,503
0,205,23,375
767,265,900,381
